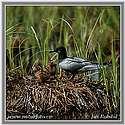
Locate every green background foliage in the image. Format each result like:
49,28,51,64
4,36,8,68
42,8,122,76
6,6,120,108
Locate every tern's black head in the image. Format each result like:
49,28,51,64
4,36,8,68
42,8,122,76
55,47,66,53
50,46,67,60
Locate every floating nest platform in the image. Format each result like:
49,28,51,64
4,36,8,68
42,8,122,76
6,64,120,120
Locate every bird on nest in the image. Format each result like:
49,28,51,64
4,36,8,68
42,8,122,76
50,46,107,80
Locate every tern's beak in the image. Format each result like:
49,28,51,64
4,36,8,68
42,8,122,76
49,50,56,53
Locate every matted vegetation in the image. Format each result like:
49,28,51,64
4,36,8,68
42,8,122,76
6,6,120,120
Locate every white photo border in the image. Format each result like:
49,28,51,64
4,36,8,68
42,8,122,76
2,1,124,124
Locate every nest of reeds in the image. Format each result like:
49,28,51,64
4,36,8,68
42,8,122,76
6,61,119,120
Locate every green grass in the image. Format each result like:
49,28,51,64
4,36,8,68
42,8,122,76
6,6,120,113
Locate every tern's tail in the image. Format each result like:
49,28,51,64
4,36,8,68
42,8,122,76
79,63,112,81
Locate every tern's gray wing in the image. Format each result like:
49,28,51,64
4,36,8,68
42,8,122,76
59,57,90,72
78,64,100,72
68,57,90,64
